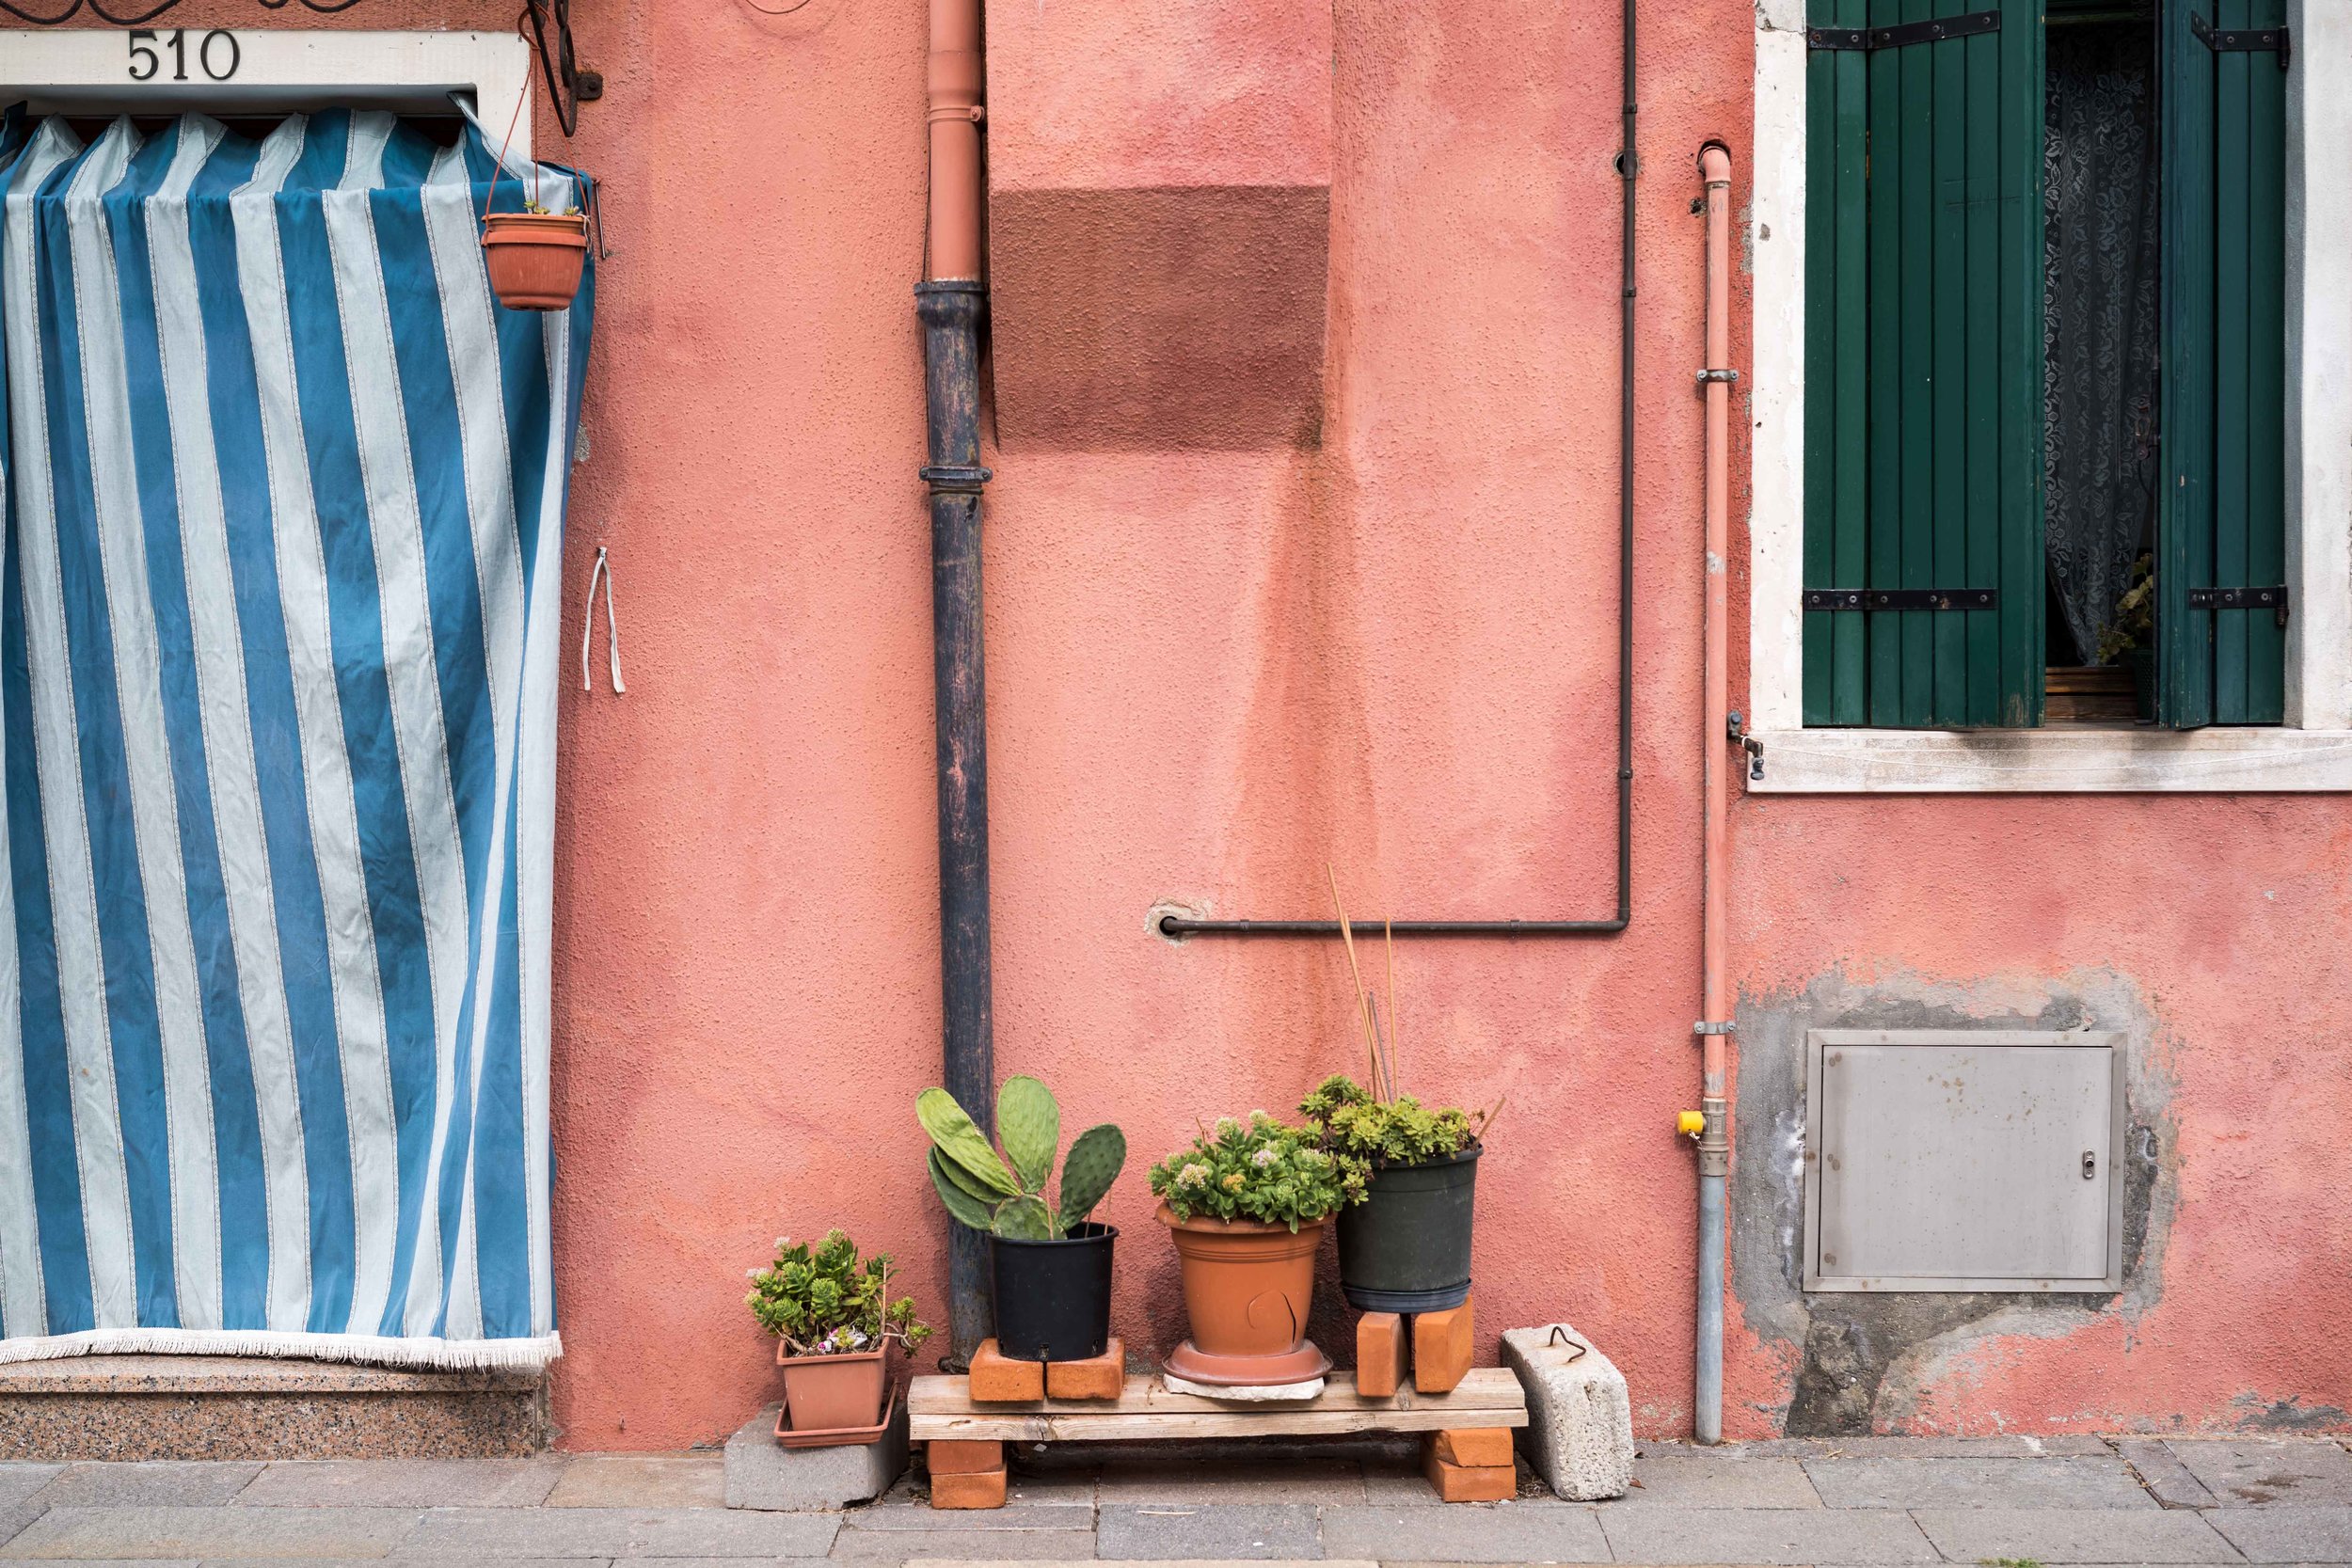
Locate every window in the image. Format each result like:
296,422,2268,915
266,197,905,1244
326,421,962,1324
1801,0,2285,731
1745,0,2352,791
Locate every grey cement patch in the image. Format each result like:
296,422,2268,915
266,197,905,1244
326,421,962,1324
1732,968,2176,1435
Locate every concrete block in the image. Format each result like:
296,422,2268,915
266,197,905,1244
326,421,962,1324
1043,1338,1122,1400
1411,1296,1473,1393
723,1401,908,1512
1357,1312,1406,1398
968,1340,1045,1403
1501,1322,1632,1502
1095,1501,1320,1560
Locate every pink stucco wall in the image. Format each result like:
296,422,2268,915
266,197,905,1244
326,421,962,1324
12,0,2346,1450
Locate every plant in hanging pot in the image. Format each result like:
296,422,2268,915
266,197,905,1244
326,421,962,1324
481,198,589,312
917,1076,1127,1362
1302,872,1502,1315
1147,1111,1348,1386
2096,551,2158,723
745,1229,931,1441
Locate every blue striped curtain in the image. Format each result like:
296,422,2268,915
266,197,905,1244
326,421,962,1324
0,107,590,1367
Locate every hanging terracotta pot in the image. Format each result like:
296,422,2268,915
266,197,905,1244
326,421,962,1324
481,211,588,311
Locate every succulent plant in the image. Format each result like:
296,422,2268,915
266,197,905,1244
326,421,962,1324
917,1077,1125,1240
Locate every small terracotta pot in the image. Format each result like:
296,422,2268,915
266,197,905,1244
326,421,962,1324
774,1344,889,1433
480,211,588,311
1157,1202,1323,1357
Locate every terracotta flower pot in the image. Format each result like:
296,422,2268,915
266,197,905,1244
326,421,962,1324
774,1343,889,1433
1157,1202,1323,1357
481,211,588,311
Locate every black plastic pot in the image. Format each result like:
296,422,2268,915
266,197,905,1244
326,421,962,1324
988,1222,1117,1361
1335,1144,1480,1312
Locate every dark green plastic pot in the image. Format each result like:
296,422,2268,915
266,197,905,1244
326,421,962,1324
1335,1143,1480,1312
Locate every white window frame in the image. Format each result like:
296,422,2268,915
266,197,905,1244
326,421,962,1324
1747,0,2352,792
1,29,533,161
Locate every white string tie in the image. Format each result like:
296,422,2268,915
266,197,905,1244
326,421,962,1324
582,545,625,693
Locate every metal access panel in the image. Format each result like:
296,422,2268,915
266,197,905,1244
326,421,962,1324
1804,1030,2125,1291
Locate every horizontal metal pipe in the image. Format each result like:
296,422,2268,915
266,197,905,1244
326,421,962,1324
1158,915,1627,939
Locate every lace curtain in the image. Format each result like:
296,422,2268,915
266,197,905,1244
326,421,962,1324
2042,20,2161,666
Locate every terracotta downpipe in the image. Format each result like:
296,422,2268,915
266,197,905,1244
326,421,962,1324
917,0,994,1359
1692,140,1735,1446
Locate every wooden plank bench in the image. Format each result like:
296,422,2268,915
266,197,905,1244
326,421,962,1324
908,1365,1528,1508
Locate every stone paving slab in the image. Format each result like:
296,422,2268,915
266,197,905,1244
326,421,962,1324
2207,1504,2352,1561
396,1506,838,1558
1096,1504,1321,1561
2168,1441,2352,1507
0,1504,419,1559
840,1504,1095,1532
1623,1457,1820,1509
35,1465,263,1509
1804,1455,2156,1509
0,1474,58,1511
1597,1504,1938,1564
546,1457,726,1511
1320,1502,1609,1563
1911,1503,2244,1562
1717,1434,2117,1458
236,1459,564,1509
2118,1439,2224,1509
828,1528,1096,1561
1097,1462,1366,1506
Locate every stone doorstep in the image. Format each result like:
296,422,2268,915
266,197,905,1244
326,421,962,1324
0,1354,546,1463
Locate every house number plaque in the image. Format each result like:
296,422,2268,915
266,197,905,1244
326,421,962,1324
126,29,244,83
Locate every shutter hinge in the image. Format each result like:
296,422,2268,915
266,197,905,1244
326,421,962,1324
1804,588,1999,611
1808,9,1998,51
2186,584,2290,625
2190,12,2290,69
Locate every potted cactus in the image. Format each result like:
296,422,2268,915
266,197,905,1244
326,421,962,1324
744,1229,931,1441
918,1077,1126,1361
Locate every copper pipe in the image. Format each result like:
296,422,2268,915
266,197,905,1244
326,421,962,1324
926,0,985,281
1694,139,1734,1446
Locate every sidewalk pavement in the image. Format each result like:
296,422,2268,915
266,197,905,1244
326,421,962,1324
2,1432,2349,1564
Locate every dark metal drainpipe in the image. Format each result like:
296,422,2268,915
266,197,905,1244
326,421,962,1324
917,282,995,1363
1156,0,1639,944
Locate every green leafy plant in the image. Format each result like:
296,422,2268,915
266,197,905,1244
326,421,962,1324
744,1228,932,1358
1299,868,1502,1200
918,1076,1126,1240
1300,1073,1476,1169
1148,1111,1351,1229
2096,552,2156,663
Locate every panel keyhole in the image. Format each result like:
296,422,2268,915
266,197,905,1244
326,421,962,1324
2081,1149,2097,1180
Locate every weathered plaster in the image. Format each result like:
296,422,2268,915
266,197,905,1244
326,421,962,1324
1733,968,2175,1435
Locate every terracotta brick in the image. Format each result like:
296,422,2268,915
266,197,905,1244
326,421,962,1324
1412,1295,1474,1395
1356,1312,1406,1399
925,1439,1005,1475
1043,1338,1123,1401
1422,1446,1515,1503
967,1339,1045,1402
928,1465,1009,1509
1432,1426,1515,1468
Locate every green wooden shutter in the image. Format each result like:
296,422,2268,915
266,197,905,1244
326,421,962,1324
1803,0,2043,727
2158,0,2288,727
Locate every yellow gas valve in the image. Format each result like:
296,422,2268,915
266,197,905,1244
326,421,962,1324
1677,1110,1707,1138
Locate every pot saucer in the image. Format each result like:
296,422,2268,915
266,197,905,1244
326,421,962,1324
1162,1338,1331,1387
773,1385,899,1449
